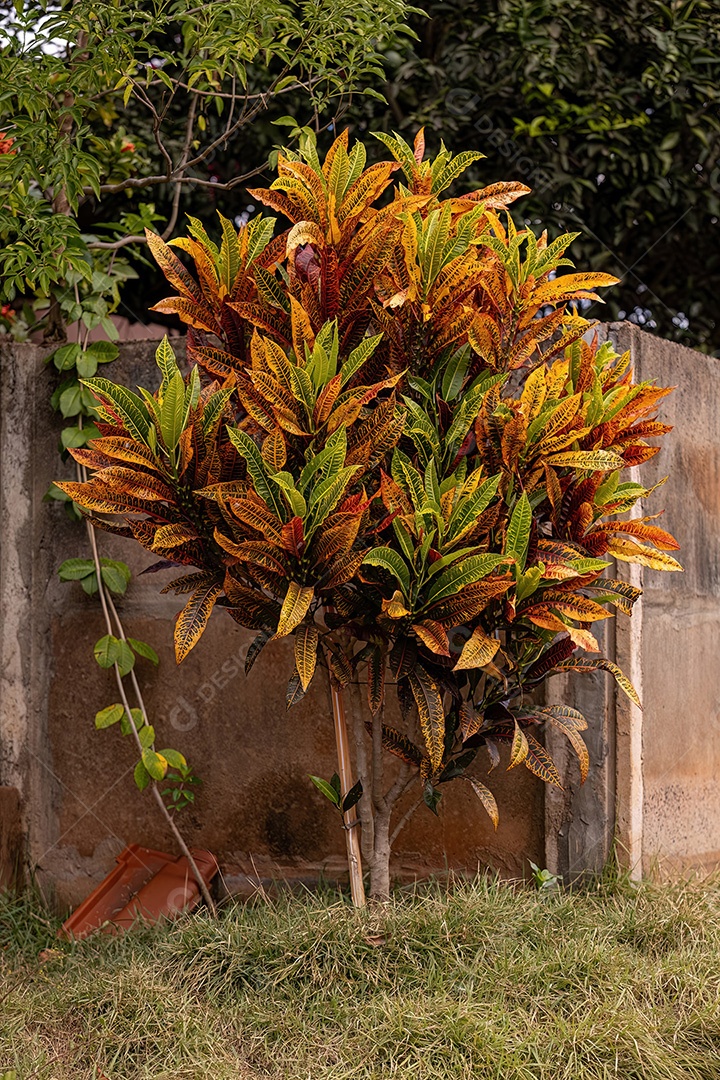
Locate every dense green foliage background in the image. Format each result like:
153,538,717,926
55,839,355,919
374,0,720,353
147,0,720,354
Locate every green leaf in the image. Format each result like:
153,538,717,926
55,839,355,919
94,634,120,668
159,748,187,770
340,333,383,386
138,724,155,749
134,760,151,791
342,779,363,813
426,554,506,604
76,352,98,379
127,637,159,665
58,557,95,581
141,748,168,781
272,114,300,127
271,471,307,517
363,547,410,595
298,426,346,492
505,492,532,571
392,448,426,513
58,383,83,417
120,708,144,736
85,340,119,364
448,474,501,541
81,378,150,445
227,427,285,518
80,573,99,595
309,774,341,807
100,563,129,596
441,346,470,400
305,465,358,535
115,640,135,677
155,335,179,382
53,342,81,371
159,369,186,451
95,703,124,729
61,425,87,449
423,782,442,816
93,634,134,675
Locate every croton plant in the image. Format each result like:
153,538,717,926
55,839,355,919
58,130,680,899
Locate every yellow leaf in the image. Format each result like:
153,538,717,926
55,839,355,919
152,523,199,551
454,626,500,670
524,732,563,788
408,669,445,773
467,778,499,829
507,721,529,770
294,623,319,692
548,450,624,471
383,590,411,619
289,296,316,363
545,715,590,783
174,580,223,663
276,582,314,637
545,596,614,621
261,429,287,471
533,272,619,305
285,219,324,253
567,626,600,652
520,365,547,420
606,538,683,572
556,656,642,709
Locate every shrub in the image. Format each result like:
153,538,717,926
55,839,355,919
58,130,680,900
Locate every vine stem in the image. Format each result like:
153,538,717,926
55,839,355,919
76,451,216,914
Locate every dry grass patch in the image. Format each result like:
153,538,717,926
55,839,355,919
2,875,720,1079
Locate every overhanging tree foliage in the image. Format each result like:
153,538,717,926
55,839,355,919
0,0,410,326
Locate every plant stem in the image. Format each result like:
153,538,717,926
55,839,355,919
75,441,216,915
328,677,366,908
83,518,216,914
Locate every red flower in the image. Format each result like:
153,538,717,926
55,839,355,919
120,141,135,153
1,305,15,319
0,133,16,155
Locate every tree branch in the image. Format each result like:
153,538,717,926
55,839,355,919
162,92,198,240
390,795,422,849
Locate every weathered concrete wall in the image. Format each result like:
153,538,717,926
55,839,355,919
613,324,720,875
2,324,717,906
0,339,542,909
545,323,720,880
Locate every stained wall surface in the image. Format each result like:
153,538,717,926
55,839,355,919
609,324,720,875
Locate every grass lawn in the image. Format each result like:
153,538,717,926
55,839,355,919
2,874,720,1079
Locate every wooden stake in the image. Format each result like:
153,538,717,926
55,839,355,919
329,678,366,908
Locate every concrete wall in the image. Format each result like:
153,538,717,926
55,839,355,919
616,325,720,875
1,324,717,906
545,324,720,880
0,339,542,909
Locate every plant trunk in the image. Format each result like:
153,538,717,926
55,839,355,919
368,814,391,902
346,684,417,904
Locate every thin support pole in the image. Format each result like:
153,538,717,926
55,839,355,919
329,678,366,908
